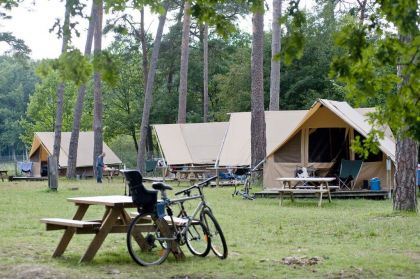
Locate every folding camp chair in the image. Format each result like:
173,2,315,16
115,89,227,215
336,159,363,190
144,160,158,177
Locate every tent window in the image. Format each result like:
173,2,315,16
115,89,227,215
353,131,383,162
309,128,347,163
274,131,301,163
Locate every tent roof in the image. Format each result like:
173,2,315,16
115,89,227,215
268,99,396,161
218,110,308,167
29,132,122,167
153,122,229,165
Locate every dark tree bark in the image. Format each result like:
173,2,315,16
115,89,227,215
251,8,266,168
393,138,418,211
177,1,191,123
137,5,168,173
393,34,418,212
53,0,72,163
202,23,209,122
66,2,96,179
269,0,282,111
92,0,104,168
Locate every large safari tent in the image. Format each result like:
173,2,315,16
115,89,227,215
153,122,229,166
29,132,122,177
217,110,308,167
263,99,396,190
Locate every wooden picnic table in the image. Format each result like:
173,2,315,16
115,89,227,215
276,177,336,207
40,195,184,263
176,169,211,185
0,170,8,182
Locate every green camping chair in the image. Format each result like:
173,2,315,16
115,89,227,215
337,159,363,190
144,160,158,177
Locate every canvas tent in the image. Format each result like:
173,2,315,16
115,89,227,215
153,122,229,166
264,99,396,190
217,111,308,167
29,132,122,177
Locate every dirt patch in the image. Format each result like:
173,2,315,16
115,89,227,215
281,255,323,266
0,264,69,279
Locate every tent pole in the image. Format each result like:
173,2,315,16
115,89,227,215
214,119,231,187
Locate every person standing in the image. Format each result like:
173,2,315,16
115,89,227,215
96,152,106,183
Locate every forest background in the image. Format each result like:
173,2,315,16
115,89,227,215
0,0,390,167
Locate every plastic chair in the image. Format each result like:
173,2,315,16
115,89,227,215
337,159,363,190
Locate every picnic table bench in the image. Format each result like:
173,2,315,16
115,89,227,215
276,177,336,207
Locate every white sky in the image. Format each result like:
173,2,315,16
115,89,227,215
0,0,315,60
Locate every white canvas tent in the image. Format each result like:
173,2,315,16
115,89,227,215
153,122,229,166
217,111,308,167
29,132,122,177
264,99,396,190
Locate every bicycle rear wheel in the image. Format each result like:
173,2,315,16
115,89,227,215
185,221,211,257
201,208,228,259
127,213,171,266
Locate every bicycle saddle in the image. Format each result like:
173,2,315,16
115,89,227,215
152,182,173,191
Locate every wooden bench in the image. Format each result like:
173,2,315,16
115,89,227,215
40,218,101,233
277,188,330,207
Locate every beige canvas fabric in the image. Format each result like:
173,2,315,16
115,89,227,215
29,131,122,167
264,99,396,191
218,110,307,167
153,122,229,165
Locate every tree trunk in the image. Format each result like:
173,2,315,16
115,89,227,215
393,138,418,211
202,24,209,122
140,8,148,91
66,2,96,179
251,9,266,168
393,34,418,212
53,0,72,163
177,1,191,123
137,5,168,173
93,0,104,169
269,0,282,111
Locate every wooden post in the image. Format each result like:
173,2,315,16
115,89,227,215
48,155,58,190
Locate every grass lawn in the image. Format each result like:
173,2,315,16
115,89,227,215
0,178,419,278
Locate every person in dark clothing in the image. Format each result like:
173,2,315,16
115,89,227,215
96,152,106,183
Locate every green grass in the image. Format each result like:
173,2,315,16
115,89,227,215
1,178,419,278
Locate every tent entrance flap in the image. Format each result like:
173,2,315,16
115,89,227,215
308,128,348,163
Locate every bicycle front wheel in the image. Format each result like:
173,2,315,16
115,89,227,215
201,209,228,259
185,221,211,257
127,213,171,266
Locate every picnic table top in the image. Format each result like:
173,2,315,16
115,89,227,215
276,177,336,182
67,195,135,207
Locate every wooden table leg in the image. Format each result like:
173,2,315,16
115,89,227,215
80,206,122,262
318,191,323,207
326,182,332,203
52,204,89,257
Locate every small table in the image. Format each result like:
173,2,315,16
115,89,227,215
176,169,210,185
103,168,119,182
0,170,7,182
276,177,336,207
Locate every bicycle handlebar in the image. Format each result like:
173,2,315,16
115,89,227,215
174,175,217,196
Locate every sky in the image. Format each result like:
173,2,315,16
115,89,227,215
0,1,315,60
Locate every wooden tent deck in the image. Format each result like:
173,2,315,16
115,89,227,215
10,176,48,181
255,190,390,200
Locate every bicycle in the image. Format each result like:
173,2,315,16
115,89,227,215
232,159,264,200
122,170,227,266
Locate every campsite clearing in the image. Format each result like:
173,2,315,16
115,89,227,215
1,178,419,278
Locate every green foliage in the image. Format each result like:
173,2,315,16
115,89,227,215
0,56,38,154
331,1,419,142
19,70,90,145
36,50,93,86
280,1,306,64
351,134,381,160
93,50,119,85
